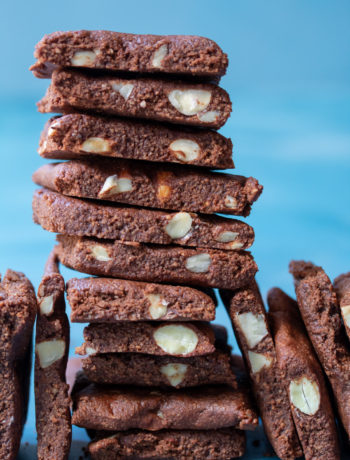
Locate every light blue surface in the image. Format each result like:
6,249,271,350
0,0,349,457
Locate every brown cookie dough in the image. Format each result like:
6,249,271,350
82,351,236,389
35,251,71,460
39,114,234,169
76,322,215,357
32,159,262,217
334,272,350,340
31,30,228,78
33,188,255,251
268,287,340,460
56,235,258,289
290,260,350,438
37,69,232,129
0,270,37,460
220,282,302,460
67,277,216,322
88,428,245,460
72,384,258,431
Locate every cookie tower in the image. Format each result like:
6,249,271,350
31,31,263,459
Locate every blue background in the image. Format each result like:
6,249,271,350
0,0,349,456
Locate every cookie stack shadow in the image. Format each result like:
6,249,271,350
31,31,264,459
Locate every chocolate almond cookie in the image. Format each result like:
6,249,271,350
67,277,216,322
268,288,340,460
76,322,215,357
290,260,350,438
82,351,236,388
220,282,302,460
31,30,228,78
88,428,245,460
33,188,255,251
39,114,234,169
35,251,71,460
0,270,37,460
72,384,258,431
37,69,232,129
334,272,350,340
32,159,262,216
56,235,258,289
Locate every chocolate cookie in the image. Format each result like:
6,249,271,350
82,351,236,388
32,159,262,216
88,428,245,460
56,235,258,289
220,282,302,460
76,322,215,357
33,188,254,251
0,270,37,460
37,69,232,129
31,30,228,78
290,260,350,438
35,251,71,460
72,384,258,431
67,277,216,322
334,272,350,340
268,287,340,460
39,114,234,168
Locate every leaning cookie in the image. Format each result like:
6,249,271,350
82,351,236,389
88,428,245,460
32,159,262,216
334,272,350,340
35,251,71,460
67,277,216,322
56,235,258,289
72,383,258,431
0,270,37,460
38,69,231,129
220,282,302,460
268,287,340,460
290,260,350,438
39,114,234,169
76,322,215,357
33,189,254,251
30,30,228,78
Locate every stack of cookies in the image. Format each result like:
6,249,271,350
31,30,263,459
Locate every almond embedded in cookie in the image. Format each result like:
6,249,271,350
290,260,350,438
31,31,228,79
38,114,234,169
35,250,71,460
32,158,262,217
37,69,232,129
268,287,340,460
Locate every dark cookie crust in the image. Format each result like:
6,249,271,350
33,188,255,251
334,272,350,340
37,69,232,129
220,282,302,460
31,30,228,78
32,159,262,217
35,251,71,460
72,384,258,431
39,114,234,169
82,351,236,389
76,322,215,357
56,235,258,289
88,428,245,460
0,270,37,460
268,287,340,460
67,277,216,322
290,260,350,438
